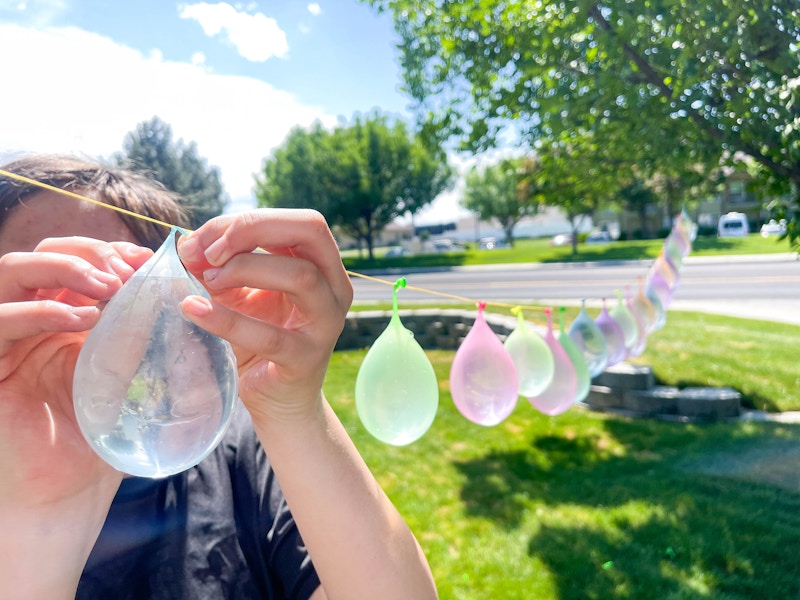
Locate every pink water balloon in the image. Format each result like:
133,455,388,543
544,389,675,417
646,270,674,309
450,302,519,426
594,299,627,368
557,307,590,403
504,308,555,397
528,308,578,416
567,300,608,377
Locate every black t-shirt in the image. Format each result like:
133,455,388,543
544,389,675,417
77,404,321,599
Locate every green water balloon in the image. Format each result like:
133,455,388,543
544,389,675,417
504,308,555,397
355,278,439,446
609,290,640,352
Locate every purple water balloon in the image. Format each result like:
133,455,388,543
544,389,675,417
594,299,627,368
450,302,519,426
528,308,577,416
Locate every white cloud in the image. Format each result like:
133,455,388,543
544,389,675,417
190,51,206,66
307,3,321,16
0,23,335,211
179,2,288,62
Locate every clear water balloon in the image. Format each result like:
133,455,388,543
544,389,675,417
646,270,674,310
609,290,640,352
646,283,667,331
504,308,555,397
73,228,238,478
568,300,608,378
557,307,590,403
594,299,627,368
625,286,648,358
528,308,578,416
450,302,519,426
355,278,438,446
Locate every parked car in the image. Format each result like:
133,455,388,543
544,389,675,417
717,212,750,237
549,232,573,246
431,239,466,252
585,231,612,244
478,237,508,250
384,246,409,258
760,219,787,238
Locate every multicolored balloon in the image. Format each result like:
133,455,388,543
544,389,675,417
528,308,578,416
504,308,555,397
568,300,608,378
450,302,519,426
625,286,648,359
355,278,439,445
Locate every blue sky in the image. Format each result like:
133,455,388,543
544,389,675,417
0,0,472,220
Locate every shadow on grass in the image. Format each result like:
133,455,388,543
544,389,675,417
453,418,800,598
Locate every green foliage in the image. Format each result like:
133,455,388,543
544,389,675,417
366,0,800,241
255,111,454,260
115,116,227,229
463,157,541,245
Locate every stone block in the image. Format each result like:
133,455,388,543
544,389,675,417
623,386,680,416
676,387,741,419
592,362,654,391
584,385,625,411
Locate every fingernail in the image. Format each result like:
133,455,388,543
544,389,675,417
182,295,213,318
204,237,227,266
203,268,221,283
71,306,99,319
91,269,120,285
109,256,134,276
178,236,201,261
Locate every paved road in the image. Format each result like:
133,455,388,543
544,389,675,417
349,253,800,325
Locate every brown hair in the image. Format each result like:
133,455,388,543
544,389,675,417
0,155,190,251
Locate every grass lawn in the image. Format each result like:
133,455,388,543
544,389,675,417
342,233,792,271
326,346,800,599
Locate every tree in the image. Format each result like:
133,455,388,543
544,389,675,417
255,112,454,260
617,177,658,239
116,116,228,229
463,157,540,246
366,0,800,241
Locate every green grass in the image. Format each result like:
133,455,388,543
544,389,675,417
342,234,792,271
326,346,800,599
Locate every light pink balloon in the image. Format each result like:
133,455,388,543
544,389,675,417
527,308,577,416
450,302,519,426
594,300,627,368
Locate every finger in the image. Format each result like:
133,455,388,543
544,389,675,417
178,210,353,310
36,236,153,280
200,252,346,329
0,252,123,303
0,301,100,352
180,296,312,370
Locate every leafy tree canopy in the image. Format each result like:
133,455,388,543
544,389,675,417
255,111,454,259
464,157,541,245
366,0,800,239
115,116,228,229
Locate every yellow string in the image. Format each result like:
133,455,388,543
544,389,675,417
0,168,551,316
0,168,181,231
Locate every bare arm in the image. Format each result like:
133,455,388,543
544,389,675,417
178,209,438,600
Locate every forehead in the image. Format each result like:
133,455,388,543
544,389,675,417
0,190,139,254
